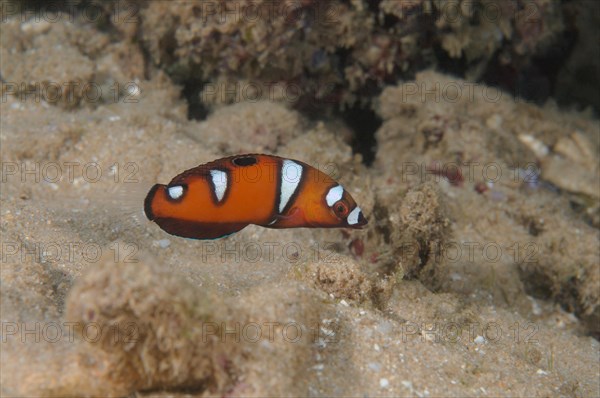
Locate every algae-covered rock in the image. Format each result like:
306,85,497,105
115,0,568,110
373,70,600,337
64,254,235,395
0,15,144,108
301,255,374,303
1,6,599,397
184,101,305,154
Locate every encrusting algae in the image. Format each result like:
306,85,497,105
1,1,599,397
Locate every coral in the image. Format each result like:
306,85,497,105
64,254,237,395
0,13,145,109
60,253,326,396
555,0,600,110
390,182,451,288
126,0,566,110
373,70,600,336
184,101,305,154
437,0,564,79
3,0,582,113
1,7,599,395
302,255,373,302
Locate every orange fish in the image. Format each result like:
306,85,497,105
144,154,367,239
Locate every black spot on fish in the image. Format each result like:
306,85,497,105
232,156,258,167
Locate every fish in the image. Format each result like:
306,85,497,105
144,154,368,239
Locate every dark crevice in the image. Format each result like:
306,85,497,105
293,94,381,167
140,383,208,395
417,241,430,269
382,12,401,30
479,24,578,106
334,47,352,77
181,79,210,121
434,43,468,78
365,0,382,14
336,104,381,166
14,1,117,33
520,215,544,237
518,267,554,300
179,73,381,166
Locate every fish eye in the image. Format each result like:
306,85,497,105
334,201,349,217
232,156,258,167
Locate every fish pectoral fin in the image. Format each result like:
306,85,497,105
264,207,307,228
153,218,248,240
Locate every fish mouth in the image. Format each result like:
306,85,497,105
356,212,368,228
349,220,368,229
345,207,368,229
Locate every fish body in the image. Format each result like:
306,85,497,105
144,154,367,239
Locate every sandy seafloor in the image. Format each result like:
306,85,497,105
1,5,600,398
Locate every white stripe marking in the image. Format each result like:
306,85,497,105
210,169,228,202
168,185,184,200
347,207,362,225
326,185,344,207
279,160,303,213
